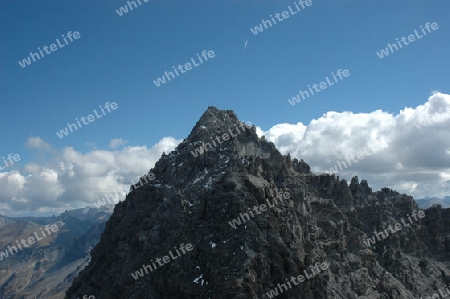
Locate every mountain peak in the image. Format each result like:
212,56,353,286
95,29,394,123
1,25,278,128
187,106,249,142
144,107,285,194
66,107,450,299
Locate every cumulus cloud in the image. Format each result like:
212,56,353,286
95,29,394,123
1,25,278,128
25,137,52,151
108,138,128,149
0,136,182,216
262,92,450,199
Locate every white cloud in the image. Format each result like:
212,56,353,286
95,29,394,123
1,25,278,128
109,138,128,149
262,92,450,199
25,137,51,151
0,137,182,216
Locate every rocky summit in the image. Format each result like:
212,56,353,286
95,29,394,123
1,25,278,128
65,107,450,299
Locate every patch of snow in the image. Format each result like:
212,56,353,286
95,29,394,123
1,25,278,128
192,173,206,185
204,177,213,189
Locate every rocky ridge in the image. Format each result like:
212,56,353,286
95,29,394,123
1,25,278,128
66,107,450,299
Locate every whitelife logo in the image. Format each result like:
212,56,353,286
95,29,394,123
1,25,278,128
363,211,425,247
414,107,447,129
131,243,194,280
265,261,329,298
228,191,290,229
18,31,81,68
250,0,313,35
376,22,439,59
420,286,450,299
287,69,350,106
325,145,376,175
93,172,155,208
0,153,20,171
153,50,215,87
55,102,118,139
0,223,59,261
190,122,251,158
115,0,149,16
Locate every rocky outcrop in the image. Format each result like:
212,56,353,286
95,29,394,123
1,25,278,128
66,107,450,299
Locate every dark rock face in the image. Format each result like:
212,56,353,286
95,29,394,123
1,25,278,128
65,107,450,299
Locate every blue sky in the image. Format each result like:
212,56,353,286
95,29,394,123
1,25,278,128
1,0,449,216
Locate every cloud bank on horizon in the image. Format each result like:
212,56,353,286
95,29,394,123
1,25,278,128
0,92,449,216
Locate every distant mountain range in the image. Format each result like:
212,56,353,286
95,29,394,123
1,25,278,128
414,196,450,209
0,205,114,299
